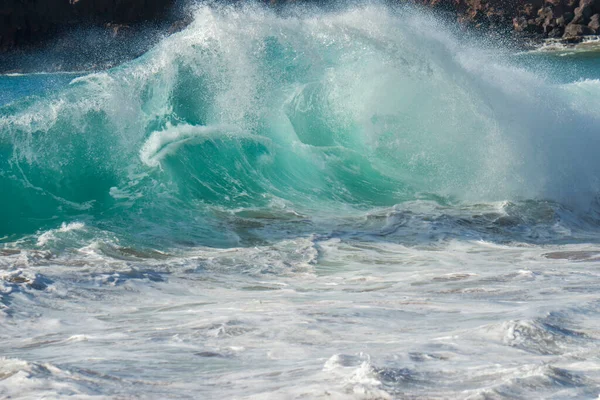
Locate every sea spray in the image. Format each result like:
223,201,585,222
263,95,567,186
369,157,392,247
2,4,600,399
2,4,600,240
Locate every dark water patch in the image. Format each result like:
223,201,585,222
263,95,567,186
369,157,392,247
101,246,171,261
375,366,426,385
200,320,256,338
194,351,227,358
502,316,589,355
0,249,21,256
408,352,450,362
543,251,600,261
93,269,166,286
1,270,53,291
241,285,282,291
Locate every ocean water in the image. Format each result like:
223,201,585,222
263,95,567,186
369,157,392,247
2,4,600,399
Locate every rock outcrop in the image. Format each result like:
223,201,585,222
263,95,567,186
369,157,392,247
1,0,599,60
418,0,600,41
0,0,175,51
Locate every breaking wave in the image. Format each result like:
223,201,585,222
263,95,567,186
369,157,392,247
1,3,600,243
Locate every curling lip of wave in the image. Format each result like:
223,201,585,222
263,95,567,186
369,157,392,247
139,123,264,167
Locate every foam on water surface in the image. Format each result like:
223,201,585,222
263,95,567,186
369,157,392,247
1,3,600,399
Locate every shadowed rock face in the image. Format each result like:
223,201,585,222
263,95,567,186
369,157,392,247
0,0,175,51
417,0,600,40
1,0,599,61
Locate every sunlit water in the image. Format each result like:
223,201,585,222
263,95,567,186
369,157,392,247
2,4,600,399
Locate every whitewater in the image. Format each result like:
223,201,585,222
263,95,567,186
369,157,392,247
1,3,600,399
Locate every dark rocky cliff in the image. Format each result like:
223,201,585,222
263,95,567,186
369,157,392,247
1,0,599,69
0,0,175,51
417,0,600,40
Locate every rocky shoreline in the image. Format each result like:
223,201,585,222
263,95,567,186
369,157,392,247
417,0,600,42
1,0,600,73
0,0,177,51
0,0,190,73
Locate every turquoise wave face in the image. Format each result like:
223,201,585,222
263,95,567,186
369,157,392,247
1,4,600,243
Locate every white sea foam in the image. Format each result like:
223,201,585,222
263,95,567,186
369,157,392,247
1,3,600,399
36,222,85,247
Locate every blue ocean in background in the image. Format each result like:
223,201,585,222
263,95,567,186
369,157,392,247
1,4,600,399
0,73,82,107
